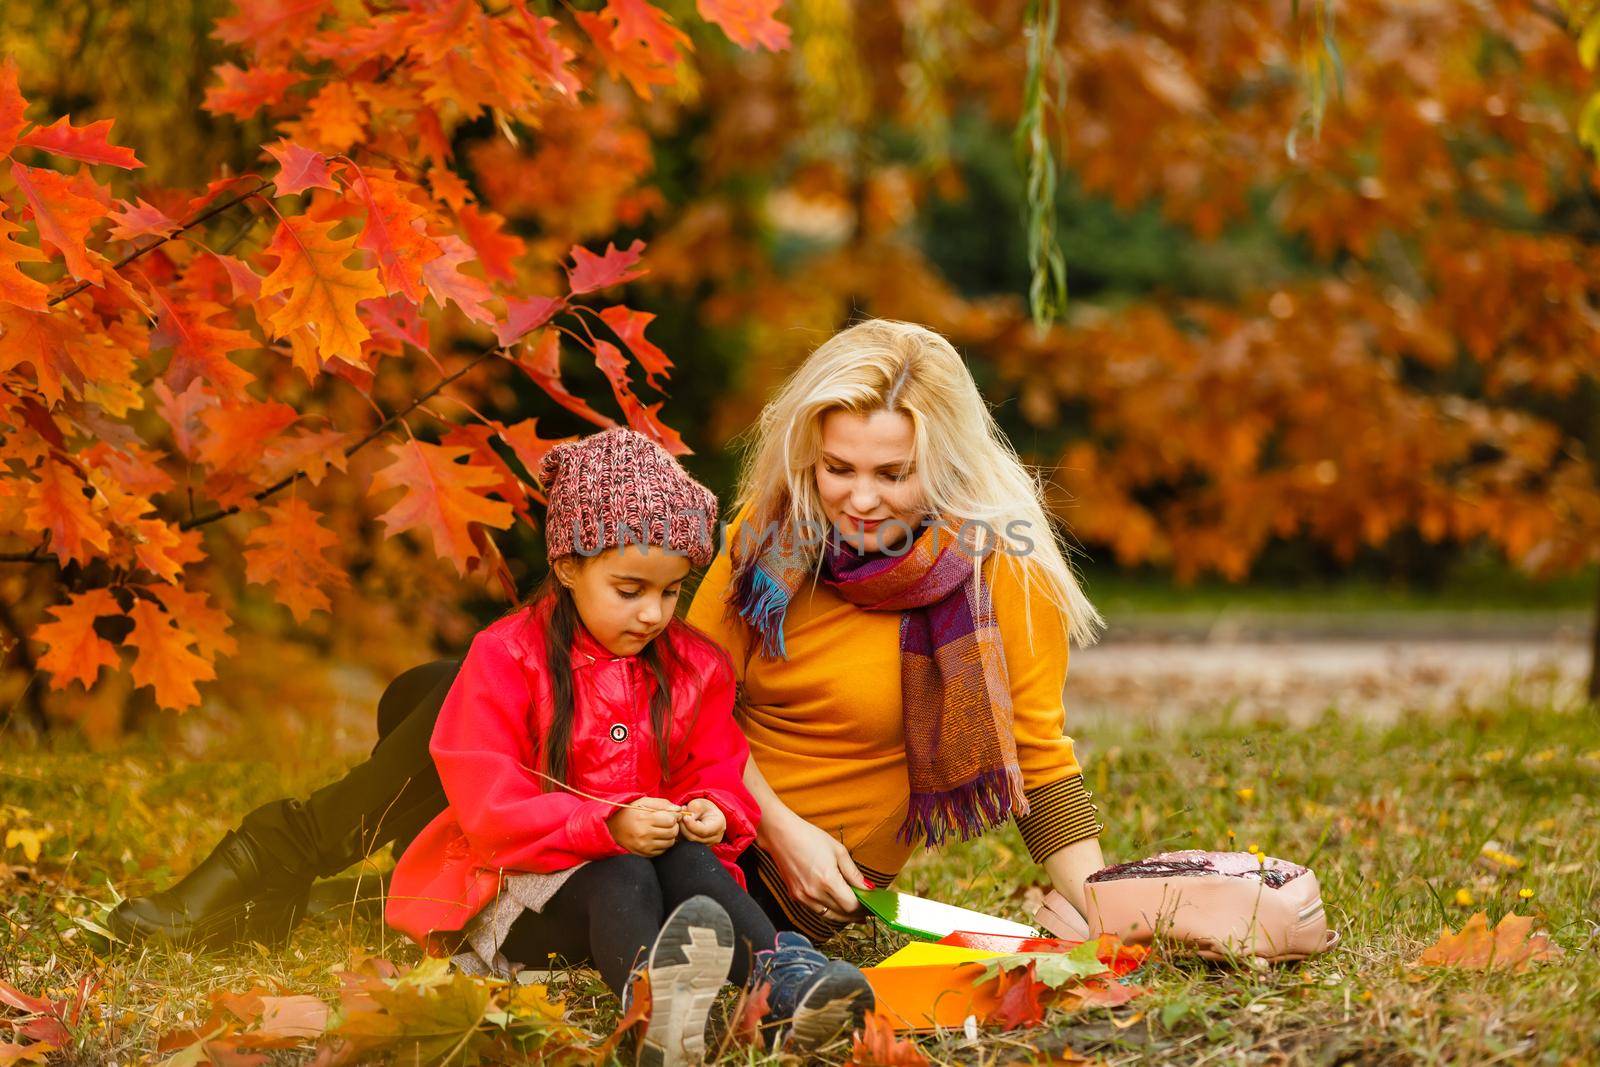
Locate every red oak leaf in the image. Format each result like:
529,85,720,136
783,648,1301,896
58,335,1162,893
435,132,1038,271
9,162,109,284
24,460,110,566
565,238,647,294
258,215,387,365
698,0,791,51
202,63,304,119
18,115,143,169
348,165,442,302
243,498,349,622
33,588,123,691
369,439,516,575
988,961,1049,1030
495,296,563,347
0,215,50,311
264,139,338,196
512,330,615,428
420,234,495,324
0,57,27,157
457,203,524,282
107,198,180,243
149,288,259,393
598,304,673,391
124,597,216,711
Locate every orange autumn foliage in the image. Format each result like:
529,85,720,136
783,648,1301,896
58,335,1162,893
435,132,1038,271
0,1,792,728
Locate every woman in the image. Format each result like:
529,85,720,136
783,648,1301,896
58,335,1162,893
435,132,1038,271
110,318,1106,948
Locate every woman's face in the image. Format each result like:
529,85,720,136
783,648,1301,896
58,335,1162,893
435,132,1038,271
554,545,691,656
814,408,924,553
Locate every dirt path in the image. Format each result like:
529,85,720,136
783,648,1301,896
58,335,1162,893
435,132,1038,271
1068,633,1589,725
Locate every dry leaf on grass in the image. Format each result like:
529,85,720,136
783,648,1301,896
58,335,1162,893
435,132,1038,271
847,1009,930,1066
1416,911,1563,973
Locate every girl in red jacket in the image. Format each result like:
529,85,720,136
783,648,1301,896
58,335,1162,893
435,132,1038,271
384,427,873,1067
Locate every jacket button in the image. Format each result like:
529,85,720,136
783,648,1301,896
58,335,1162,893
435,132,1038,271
609,723,628,743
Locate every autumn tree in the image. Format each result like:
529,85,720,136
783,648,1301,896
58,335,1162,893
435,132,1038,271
620,0,1600,695
0,0,793,735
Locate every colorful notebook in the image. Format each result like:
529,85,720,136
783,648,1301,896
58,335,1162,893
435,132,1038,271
852,887,1040,941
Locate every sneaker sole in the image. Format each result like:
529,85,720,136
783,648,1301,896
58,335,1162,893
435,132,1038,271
782,960,875,1054
638,896,735,1067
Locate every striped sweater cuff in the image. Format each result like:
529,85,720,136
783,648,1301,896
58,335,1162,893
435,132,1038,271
1014,773,1102,863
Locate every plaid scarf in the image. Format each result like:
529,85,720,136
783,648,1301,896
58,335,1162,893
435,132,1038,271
730,516,1029,846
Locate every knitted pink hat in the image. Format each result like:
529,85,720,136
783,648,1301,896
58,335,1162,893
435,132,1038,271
537,427,719,568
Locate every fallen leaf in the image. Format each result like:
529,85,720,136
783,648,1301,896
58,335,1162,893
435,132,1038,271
846,1009,929,1066
987,961,1048,1030
1416,911,1563,973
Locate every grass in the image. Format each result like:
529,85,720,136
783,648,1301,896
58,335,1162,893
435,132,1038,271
3,687,1598,1064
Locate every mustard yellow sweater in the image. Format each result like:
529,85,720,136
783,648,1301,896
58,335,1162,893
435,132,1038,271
685,504,1101,937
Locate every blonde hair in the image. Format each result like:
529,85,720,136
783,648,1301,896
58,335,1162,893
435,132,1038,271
727,318,1103,648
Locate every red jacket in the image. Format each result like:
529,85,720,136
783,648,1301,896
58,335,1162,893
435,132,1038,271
386,598,761,949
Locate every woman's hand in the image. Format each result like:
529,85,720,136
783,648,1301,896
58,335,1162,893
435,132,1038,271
764,809,869,920
1040,835,1105,918
679,798,727,844
606,797,683,856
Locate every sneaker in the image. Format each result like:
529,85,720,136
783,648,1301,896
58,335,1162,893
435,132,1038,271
752,930,875,1054
635,895,735,1067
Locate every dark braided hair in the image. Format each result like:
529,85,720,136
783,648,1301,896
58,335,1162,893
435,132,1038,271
514,567,678,785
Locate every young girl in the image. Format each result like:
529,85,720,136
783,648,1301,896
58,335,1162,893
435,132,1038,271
384,427,873,1067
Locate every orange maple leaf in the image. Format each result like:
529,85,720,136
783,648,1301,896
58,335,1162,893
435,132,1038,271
243,498,349,622
598,304,673,391
17,115,143,169
149,288,259,393
0,56,26,156
150,585,238,662
846,1010,929,1067
1416,911,1564,973
264,139,337,196
0,215,50,312
419,234,495,325
124,598,216,711
456,203,524,282
202,63,304,120
258,215,387,366
565,239,647,294
697,0,791,51
24,458,111,565
348,165,441,303
9,162,109,285
33,588,124,691
369,439,516,575
195,399,298,475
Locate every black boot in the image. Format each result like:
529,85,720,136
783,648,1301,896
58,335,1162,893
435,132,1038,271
108,828,311,949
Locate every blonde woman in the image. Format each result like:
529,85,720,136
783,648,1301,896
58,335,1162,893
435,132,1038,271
111,318,1105,953
685,318,1106,940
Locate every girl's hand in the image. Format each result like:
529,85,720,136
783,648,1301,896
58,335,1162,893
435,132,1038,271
607,797,683,856
679,798,726,844
765,810,868,920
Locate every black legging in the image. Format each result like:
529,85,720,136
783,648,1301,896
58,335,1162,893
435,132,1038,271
235,658,808,937
501,840,778,996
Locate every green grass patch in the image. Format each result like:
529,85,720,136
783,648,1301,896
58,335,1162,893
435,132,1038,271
3,692,1597,1063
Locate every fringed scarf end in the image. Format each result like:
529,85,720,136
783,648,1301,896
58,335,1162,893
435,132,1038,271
898,763,1029,848
733,561,791,660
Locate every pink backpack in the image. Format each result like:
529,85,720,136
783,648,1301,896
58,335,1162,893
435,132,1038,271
1032,850,1339,963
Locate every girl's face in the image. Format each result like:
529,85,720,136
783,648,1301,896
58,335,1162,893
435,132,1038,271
553,545,691,656
814,408,925,554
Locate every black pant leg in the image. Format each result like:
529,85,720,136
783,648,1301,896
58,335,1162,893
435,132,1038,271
499,854,664,997
240,659,461,878
654,841,778,985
